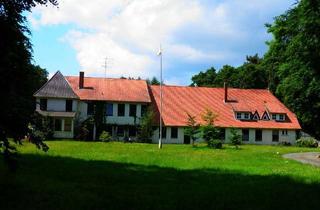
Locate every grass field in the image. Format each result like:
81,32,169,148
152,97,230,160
1,141,320,210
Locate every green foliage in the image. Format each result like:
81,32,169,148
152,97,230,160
263,0,320,139
200,109,220,142
137,108,155,143
99,131,112,142
191,67,217,87
75,117,93,141
184,113,200,146
0,0,58,161
208,139,223,149
147,77,161,85
191,55,267,89
229,128,242,149
296,137,318,148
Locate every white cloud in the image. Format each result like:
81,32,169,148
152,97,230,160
29,0,295,82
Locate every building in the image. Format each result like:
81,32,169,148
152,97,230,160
34,71,301,144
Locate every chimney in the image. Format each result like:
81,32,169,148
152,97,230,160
224,82,228,102
79,71,84,89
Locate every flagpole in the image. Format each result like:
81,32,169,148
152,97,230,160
159,44,163,149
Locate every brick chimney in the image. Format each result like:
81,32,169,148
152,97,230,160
224,82,228,103
79,71,84,89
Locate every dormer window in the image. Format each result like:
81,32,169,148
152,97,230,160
272,114,276,120
252,111,260,120
236,113,242,119
244,113,250,119
279,114,285,121
261,111,270,121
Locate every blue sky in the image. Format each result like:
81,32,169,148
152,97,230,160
28,0,296,85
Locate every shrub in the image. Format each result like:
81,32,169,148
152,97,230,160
279,141,291,146
208,139,223,149
99,131,112,142
229,128,242,149
296,137,318,148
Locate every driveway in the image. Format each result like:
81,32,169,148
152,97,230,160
283,152,320,167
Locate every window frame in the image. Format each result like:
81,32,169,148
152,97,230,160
129,104,137,117
106,103,113,116
255,129,262,142
171,127,178,139
236,112,242,119
54,118,62,131
244,113,250,119
117,104,125,116
272,130,279,142
242,129,249,141
64,118,72,132
40,98,47,111
66,100,73,112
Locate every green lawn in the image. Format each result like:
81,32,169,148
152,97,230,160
1,141,320,210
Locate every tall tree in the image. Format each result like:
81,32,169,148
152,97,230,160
263,0,320,139
0,0,58,160
191,67,217,87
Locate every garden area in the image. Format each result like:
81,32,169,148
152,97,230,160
1,141,320,210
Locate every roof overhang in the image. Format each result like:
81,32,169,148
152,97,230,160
36,110,76,118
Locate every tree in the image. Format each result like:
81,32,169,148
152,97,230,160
137,108,155,143
148,77,160,85
229,128,242,149
200,108,219,142
190,55,268,89
184,113,200,146
191,67,217,87
263,0,320,139
0,0,58,163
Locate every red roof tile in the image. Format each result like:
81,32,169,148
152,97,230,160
66,76,151,103
150,85,301,130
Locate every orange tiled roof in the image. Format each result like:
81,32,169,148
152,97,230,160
66,76,151,103
150,85,301,129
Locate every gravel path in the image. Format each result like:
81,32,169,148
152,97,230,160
283,152,320,167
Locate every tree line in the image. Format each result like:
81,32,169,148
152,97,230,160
190,0,320,140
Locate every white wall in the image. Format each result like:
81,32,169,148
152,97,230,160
225,128,297,145
152,127,184,144
36,98,77,112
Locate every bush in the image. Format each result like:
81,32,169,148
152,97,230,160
279,141,291,146
208,139,222,149
296,137,318,148
229,128,242,149
99,131,112,142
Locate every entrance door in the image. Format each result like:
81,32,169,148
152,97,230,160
184,135,190,144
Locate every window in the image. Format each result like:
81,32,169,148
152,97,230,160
106,103,113,116
272,114,277,120
244,113,250,119
117,104,125,116
261,111,270,121
255,129,262,141
128,126,137,137
171,127,178,139
54,119,62,131
236,113,242,119
279,114,285,121
87,102,94,115
117,126,125,137
159,127,167,139
64,118,72,131
40,99,47,111
219,128,226,141
66,100,73,112
129,104,137,117
282,130,288,135
242,129,249,141
272,130,279,142
141,105,147,117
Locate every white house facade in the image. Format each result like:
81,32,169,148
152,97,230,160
34,71,301,144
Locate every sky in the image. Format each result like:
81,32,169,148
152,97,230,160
28,0,296,85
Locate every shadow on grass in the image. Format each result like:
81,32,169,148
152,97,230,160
1,154,320,210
